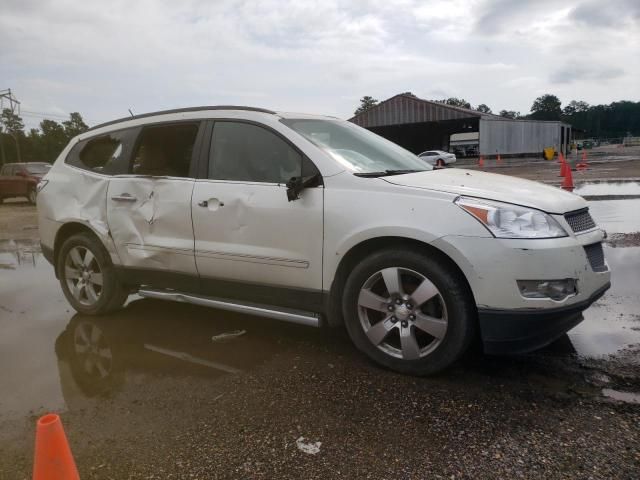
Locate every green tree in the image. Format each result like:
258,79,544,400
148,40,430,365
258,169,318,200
354,96,379,116
444,97,471,109
0,108,25,163
562,100,590,117
476,104,492,114
529,94,562,120
63,112,89,139
499,110,520,119
39,119,68,163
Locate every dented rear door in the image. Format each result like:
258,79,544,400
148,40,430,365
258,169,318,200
106,122,205,284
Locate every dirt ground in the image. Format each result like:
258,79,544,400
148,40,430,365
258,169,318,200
0,200,39,240
1,154,639,479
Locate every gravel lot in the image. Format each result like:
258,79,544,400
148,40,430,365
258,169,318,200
1,154,639,479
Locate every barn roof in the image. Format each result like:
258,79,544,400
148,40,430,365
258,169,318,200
349,93,500,128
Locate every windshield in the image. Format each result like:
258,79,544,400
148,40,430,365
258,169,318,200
25,164,51,174
281,118,431,174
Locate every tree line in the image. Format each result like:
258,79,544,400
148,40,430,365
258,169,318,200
354,94,640,138
0,109,89,165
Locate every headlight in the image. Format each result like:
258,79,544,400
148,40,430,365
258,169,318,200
455,197,568,239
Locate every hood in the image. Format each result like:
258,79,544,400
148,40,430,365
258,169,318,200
383,168,586,214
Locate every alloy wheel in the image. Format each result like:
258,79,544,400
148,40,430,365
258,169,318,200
357,267,448,360
64,246,103,306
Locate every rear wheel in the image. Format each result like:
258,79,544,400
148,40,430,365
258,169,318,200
342,248,476,375
57,233,129,314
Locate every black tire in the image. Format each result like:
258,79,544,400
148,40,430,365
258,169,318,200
27,188,37,205
57,233,129,315
342,248,476,376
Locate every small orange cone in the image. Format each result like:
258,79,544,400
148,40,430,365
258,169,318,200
577,150,589,170
33,414,80,480
558,152,565,164
478,155,484,168
562,163,574,191
496,154,502,165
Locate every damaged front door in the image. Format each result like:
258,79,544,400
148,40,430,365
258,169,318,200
107,122,204,288
192,121,323,310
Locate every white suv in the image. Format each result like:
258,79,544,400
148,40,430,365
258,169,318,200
37,106,611,375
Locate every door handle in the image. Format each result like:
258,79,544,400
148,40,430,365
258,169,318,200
111,193,137,202
198,199,224,208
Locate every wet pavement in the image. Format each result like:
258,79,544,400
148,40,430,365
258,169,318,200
1,195,640,478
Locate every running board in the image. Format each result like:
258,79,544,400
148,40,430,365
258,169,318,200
137,288,321,327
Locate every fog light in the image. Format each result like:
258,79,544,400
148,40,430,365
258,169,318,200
517,279,577,301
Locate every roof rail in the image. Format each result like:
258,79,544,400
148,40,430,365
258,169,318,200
88,105,277,131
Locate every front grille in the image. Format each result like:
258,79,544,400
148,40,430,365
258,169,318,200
584,243,607,272
565,208,596,233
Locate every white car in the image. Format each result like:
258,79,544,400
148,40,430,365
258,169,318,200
418,150,456,167
37,106,610,375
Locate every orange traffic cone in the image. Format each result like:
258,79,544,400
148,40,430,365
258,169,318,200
496,154,502,165
577,150,589,170
562,163,574,191
478,155,484,168
33,414,80,480
558,152,565,164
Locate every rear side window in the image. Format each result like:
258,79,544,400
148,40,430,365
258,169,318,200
209,121,303,183
66,129,137,175
131,123,199,177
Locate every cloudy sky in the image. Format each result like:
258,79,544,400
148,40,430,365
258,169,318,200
2,0,639,128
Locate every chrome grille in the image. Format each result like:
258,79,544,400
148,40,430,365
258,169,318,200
584,243,607,272
565,208,596,233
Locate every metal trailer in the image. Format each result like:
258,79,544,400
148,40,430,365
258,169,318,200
479,118,572,157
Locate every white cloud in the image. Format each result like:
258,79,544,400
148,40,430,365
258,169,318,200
1,0,638,128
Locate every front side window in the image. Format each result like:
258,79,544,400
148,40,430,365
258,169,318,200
209,121,302,183
281,118,431,174
131,123,199,177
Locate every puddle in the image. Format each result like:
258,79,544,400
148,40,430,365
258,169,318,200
587,199,640,234
567,246,640,357
602,388,640,404
574,181,640,197
0,241,316,418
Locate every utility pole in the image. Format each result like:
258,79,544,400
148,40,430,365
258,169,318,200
0,88,22,164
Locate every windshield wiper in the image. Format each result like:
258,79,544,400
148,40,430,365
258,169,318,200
354,169,425,178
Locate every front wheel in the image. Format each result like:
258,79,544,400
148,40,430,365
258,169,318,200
57,233,129,315
342,248,476,376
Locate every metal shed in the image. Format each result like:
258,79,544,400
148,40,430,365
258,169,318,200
350,93,572,157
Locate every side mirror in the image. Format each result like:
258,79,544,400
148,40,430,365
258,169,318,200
286,174,321,202
286,176,304,202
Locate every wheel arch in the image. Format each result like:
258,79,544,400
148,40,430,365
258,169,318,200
53,222,108,278
326,236,476,327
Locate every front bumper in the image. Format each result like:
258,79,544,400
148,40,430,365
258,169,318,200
479,282,610,354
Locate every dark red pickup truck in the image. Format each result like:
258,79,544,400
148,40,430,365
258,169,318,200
0,162,51,204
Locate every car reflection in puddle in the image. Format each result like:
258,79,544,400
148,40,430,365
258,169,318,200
54,299,307,401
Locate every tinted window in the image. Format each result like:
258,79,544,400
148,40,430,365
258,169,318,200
209,122,302,183
66,130,136,175
132,123,199,177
